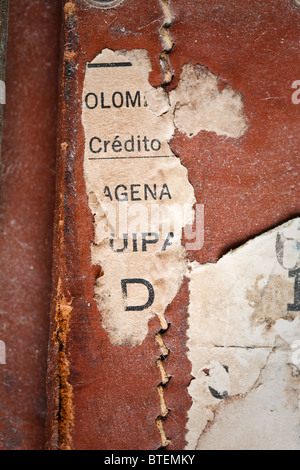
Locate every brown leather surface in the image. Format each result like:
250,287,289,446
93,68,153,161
0,0,60,450
46,0,299,450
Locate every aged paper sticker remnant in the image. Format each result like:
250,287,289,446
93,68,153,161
169,63,248,139
82,49,195,346
187,218,300,450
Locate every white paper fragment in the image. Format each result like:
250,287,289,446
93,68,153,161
187,218,300,450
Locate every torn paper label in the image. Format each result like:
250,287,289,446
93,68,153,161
82,49,195,346
186,218,300,450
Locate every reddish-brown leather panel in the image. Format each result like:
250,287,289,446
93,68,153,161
0,0,60,450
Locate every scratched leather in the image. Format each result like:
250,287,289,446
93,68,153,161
45,0,300,451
